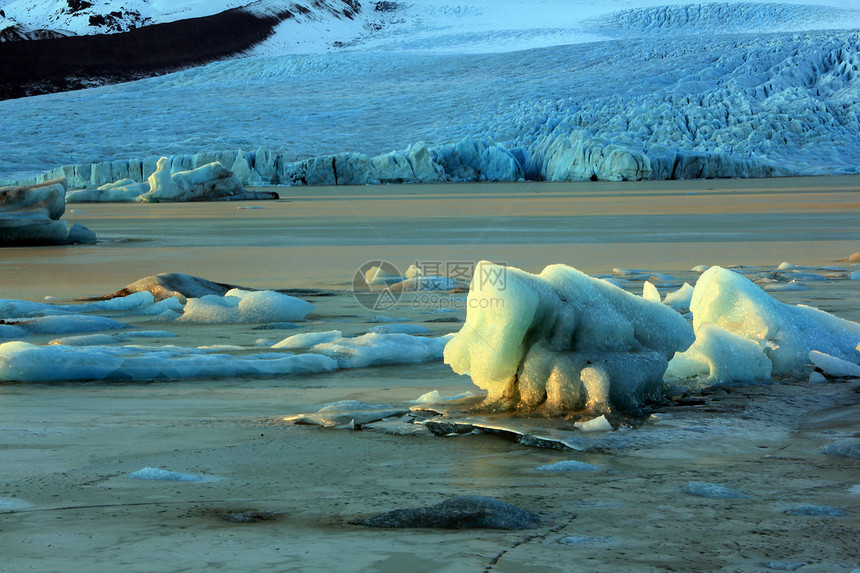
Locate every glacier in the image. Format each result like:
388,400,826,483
2,8,860,186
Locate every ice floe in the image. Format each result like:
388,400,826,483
0,341,339,382
758,561,806,571
309,332,454,369
784,504,848,517
573,415,614,432
48,331,176,346
127,467,220,482
536,460,602,472
822,440,860,460
288,400,409,428
665,322,773,387
0,315,128,339
411,390,476,404
809,350,860,378
559,535,611,546
662,283,694,310
177,289,314,323
366,324,432,335
684,482,748,499
0,497,33,511
369,315,410,323
272,330,343,349
358,495,541,530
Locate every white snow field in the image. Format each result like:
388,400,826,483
1,1,859,187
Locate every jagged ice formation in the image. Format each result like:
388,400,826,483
1,22,859,187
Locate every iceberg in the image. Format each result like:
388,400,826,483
0,178,96,245
444,261,694,414
0,314,128,339
688,267,860,377
665,322,773,387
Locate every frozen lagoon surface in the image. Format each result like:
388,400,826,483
2,0,860,567
1,179,859,571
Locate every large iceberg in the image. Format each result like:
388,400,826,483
0,178,96,245
443,261,694,414
684,266,860,378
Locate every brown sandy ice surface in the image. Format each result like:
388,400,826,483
0,175,858,571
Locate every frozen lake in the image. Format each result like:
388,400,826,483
2,175,859,301
1,176,859,571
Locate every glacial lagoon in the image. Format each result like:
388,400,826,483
1,176,858,571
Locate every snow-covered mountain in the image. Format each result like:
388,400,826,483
0,0,354,40
1,0,859,185
5,0,859,49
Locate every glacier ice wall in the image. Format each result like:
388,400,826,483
1,25,859,186
587,3,860,38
